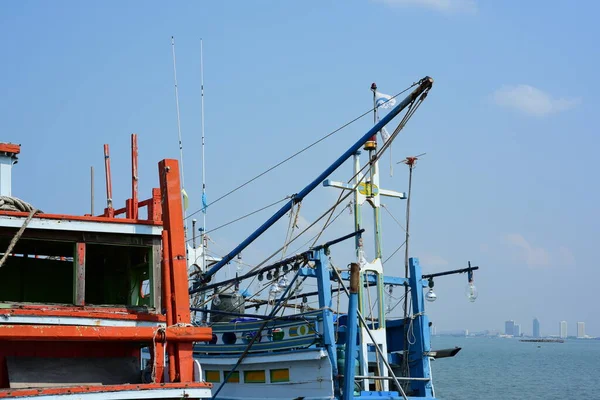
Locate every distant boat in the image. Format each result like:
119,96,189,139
520,339,564,343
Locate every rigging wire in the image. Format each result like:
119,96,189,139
193,88,430,308
185,196,289,241
383,240,407,265
184,84,418,220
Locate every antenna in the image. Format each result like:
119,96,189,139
200,38,207,244
90,166,94,215
171,36,188,231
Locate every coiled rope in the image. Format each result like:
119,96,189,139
0,196,38,213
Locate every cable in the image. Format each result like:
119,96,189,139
186,196,289,241
185,84,418,220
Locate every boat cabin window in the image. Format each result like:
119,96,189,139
0,232,161,309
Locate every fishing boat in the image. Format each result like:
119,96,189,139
0,139,213,399
0,72,479,400
185,76,481,400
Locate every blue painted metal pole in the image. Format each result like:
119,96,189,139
198,77,433,285
313,248,339,395
408,257,434,398
343,262,360,400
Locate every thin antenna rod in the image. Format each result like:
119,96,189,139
401,156,416,382
200,38,207,238
90,166,94,215
103,144,113,217
171,36,188,230
131,133,139,219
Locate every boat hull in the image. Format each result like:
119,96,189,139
194,349,334,400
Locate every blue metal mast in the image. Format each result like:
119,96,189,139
196,77,433,287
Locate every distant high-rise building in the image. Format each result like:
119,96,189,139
559,321,568,338
514,324,521,337
577,322,585,338
505,320,515,336
533,318,540,338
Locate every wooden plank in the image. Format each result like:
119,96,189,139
6,357,140,388
73,242,85,305
0,227,158,247
151,241,162,310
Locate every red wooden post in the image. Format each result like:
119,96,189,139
153,339,165,383
161,230,177,382
148,188,162,222
158,159,193,382
131,134,139,220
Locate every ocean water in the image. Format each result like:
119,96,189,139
430,336,600,400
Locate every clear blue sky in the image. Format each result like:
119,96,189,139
1,1,597,336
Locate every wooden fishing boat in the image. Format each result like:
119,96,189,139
0,139,212,399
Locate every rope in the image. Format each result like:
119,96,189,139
0,196,39,213
0,207,38,269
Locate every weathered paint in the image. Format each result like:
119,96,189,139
0,143,21,154
158,159,194,382
0,324,211,342
0,382,212,399
3,306,166,323
160,230,177,383
73,242,85,306
0,214,162,234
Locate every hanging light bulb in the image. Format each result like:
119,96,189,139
465,265,478,302
269,283,281,296
212,294,221,306
236,254,243,272
277,276,288,290
465,281,478,302
425,278,437,302
425,288,437,302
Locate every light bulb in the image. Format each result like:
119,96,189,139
277,277,288,290
269,283,281,296
212,295,221,306
465,282,478,302
425,288,437,302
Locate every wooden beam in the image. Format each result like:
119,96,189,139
0,325,212,342
73,243,85,306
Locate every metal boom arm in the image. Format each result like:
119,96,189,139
199,76,433,285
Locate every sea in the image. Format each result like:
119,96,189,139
430,336,600,400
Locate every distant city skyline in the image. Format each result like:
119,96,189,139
559,321,568,338
498,318,592,338
533,318,540,338
577,322,585,338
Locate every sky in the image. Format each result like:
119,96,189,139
0,0,598,336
